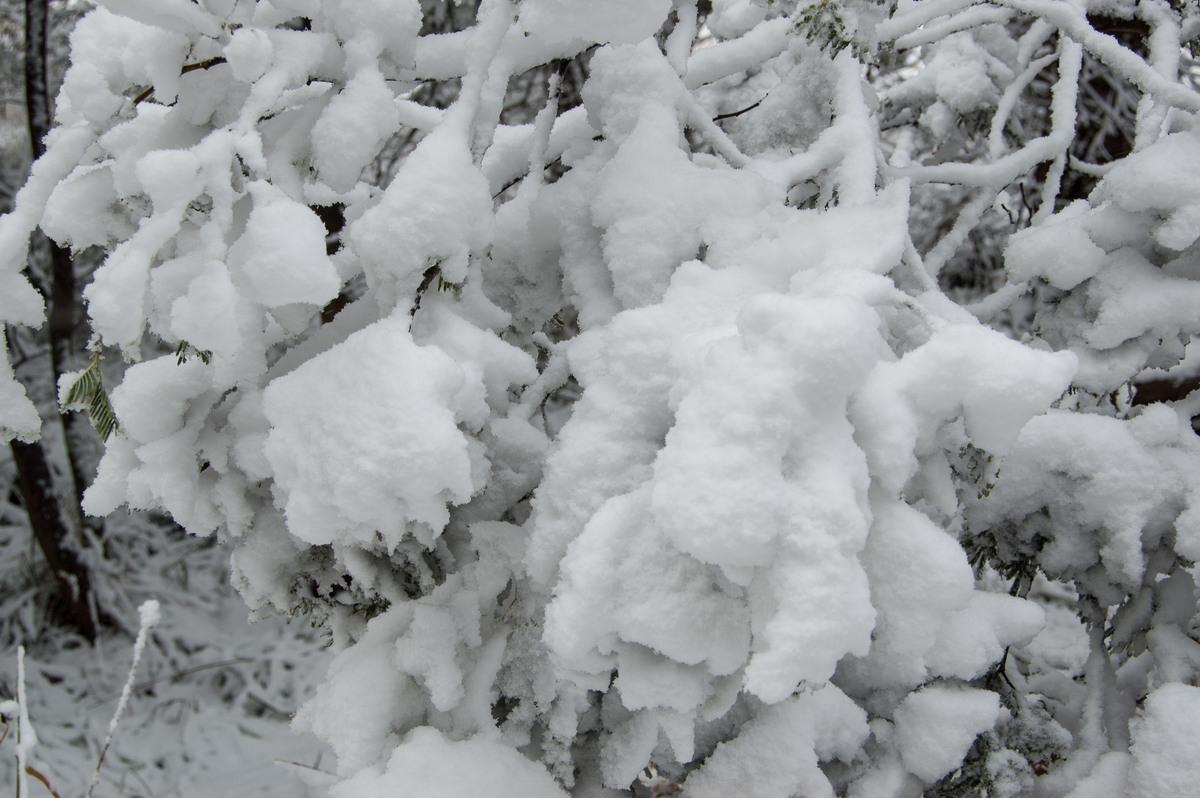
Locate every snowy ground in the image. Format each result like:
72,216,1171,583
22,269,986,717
0,482,332,798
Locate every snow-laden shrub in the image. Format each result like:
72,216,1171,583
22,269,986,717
3,0,1200,795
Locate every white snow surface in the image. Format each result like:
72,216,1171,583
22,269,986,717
1128,684,1200,798
893,684,1002,782
518,0,671,48
262,313,484,549
332,727,567,798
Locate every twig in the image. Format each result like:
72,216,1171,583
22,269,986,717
133,58,227,105
276,759,333,775
24,766,60,798
712,96,765,121
86,600,160,798
90,657,256,707
410,262,441,317
126,765,156,798
492,156,563,199
245,692,290,720
17,646,34,798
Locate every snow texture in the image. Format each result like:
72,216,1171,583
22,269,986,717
894,685,1001,782
332,727,568,798
8,1,1200,796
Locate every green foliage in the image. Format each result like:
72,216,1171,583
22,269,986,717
793,0,894,60
955,444,998,501
174,340,212,365
794,0,855,55
60,352,118,442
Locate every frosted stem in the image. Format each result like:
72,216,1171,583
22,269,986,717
666,0,699,76
15,647,34,798
988,53,1058,161
995,0,1200,112
85,600,160,798
1133,0,1182,150
922,190,996,278
526,72,562,190
832,51,878,206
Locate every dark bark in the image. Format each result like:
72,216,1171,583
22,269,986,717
42,235,98,517
12,0,107,638
1131,376,1200,406
23,0,50,160
25,0,103,523
9,439,99,641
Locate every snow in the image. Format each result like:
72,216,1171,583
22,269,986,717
1063,752,1131,798
262,314,482,549
162,259,243,362
310,66,402,192
10,1,1200,796
926,591,1045,680
93,0,222,38
41,165,133,250
349,126,493,308
1128,684,1200,798
1096,131,1200,215
58,8,189,121
323,0,422,64
0,120,96,441
853,500,975,686
294,607,424,775
684,686,868,798
108,357,213,444
893,685,1002,782
518,0,671,48
0,329,42,443
976,407,1199,590
332,727,568,798
583,43,688,140
706,0,769,39
1005,201,1106,290
229,182,341,308
1081,250,1200,351
591,104,774,307
545,486,751,677
224,27,275,83
852,324,1076,495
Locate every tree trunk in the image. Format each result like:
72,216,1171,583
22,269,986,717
11,0,107,639
26,0,104,524
9,439,99,641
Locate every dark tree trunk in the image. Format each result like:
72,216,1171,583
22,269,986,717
9,439,99,641
25,0,103,523
11,0,107,639
23,0,51,153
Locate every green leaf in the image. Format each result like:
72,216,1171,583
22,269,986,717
61,354,120,442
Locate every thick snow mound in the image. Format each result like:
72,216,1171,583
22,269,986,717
331,727,568,798
262,314,483,549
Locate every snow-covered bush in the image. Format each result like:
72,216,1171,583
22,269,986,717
3,0,1200,794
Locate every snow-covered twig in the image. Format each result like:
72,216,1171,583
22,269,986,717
894,5,1014,49
84,600,160,798
686,94,752,167
666,0,698,76
875,0,979,43
1133,0,1182,150
16,646,34,798
988,52,1058,161
683,17,790,90
995,0,1200,112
